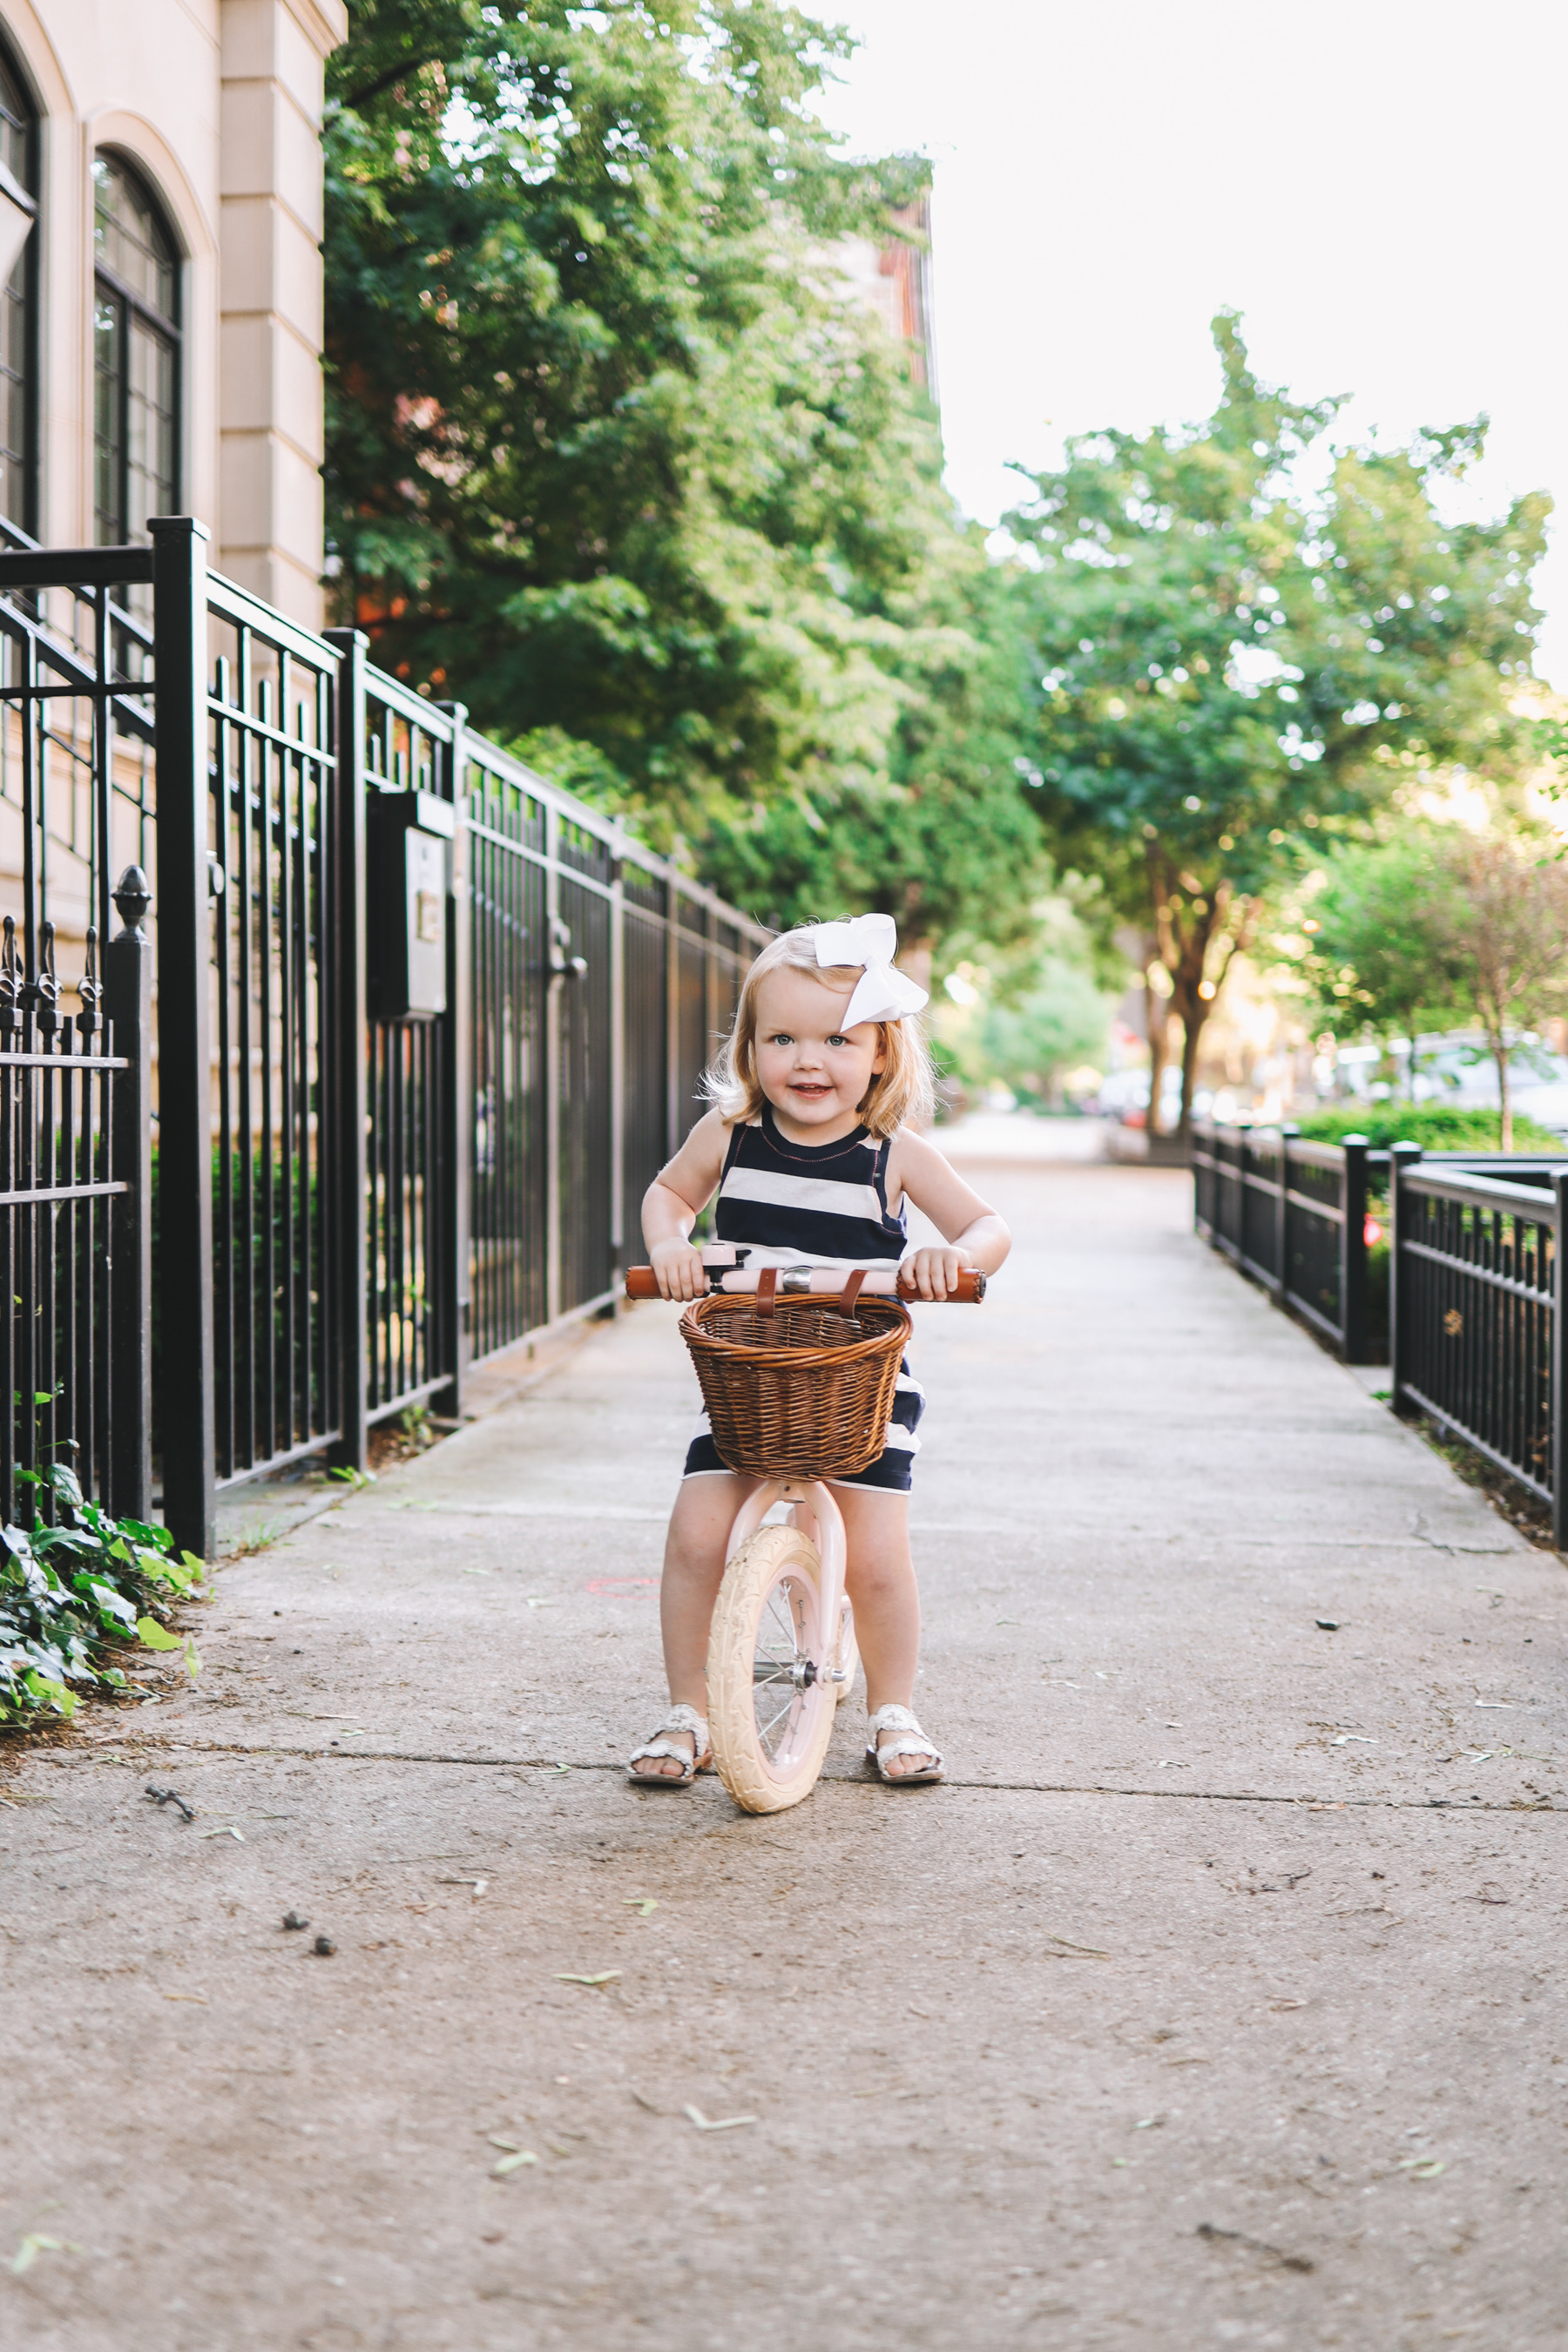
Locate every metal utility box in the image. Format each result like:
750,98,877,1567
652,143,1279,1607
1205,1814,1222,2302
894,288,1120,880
367,789,454,1022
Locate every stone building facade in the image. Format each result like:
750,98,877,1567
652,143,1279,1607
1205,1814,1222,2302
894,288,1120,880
0,0,345,625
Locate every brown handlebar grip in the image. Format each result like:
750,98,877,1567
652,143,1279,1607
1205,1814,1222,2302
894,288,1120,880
898,1267,987,1303
624,1267,663,1299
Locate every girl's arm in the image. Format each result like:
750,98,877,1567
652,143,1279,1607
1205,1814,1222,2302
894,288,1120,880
642,1109,732,1300
886,1130,1011,1301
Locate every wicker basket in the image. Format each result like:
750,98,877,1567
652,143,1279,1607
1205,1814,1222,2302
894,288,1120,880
679,1280,911,1479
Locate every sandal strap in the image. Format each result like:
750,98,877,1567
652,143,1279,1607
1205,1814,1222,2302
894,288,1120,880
628,1738,699,1778
866,1703,924,1736
865,1703,942,1781
627,1704,711,1781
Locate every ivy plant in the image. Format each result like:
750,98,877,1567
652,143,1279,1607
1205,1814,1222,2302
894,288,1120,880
0,1464,205,1726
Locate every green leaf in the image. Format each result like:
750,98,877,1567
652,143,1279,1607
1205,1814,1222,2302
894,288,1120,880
136,1616,183,1652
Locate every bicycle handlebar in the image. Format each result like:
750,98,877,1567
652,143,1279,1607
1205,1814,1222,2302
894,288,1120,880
624,1263,985,1304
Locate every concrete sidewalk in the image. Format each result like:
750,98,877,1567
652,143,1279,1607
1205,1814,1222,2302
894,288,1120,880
4,1167,1567,2351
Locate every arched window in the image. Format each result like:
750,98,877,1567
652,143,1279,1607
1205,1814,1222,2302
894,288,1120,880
92,154,179,544
0,42,37,536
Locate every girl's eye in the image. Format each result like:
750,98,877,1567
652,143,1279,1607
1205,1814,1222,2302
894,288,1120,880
826,1036,848,1048
767,1032,793,1045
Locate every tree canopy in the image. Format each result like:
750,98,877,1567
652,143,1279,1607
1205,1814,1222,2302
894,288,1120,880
324,0,1042,952
1005,315,1550,1130
1288,824,1568,1148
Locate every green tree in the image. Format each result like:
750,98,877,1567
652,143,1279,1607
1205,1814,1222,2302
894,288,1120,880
1294,826,1568,1147
1289,829,1463,1060
328,2,950,841
694,542,1049,948
1006,314,1549,1136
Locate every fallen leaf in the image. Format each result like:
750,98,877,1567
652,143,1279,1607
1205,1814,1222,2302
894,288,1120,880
1399,2158,1448,2179
163,1992,208,2004
1043,1934,1112,1959
554,1971,620,1987
200,1826,246,1842
623,1897,658,1916
9,2234,75,2274
682,2105,756,2132
630,2089,661,2113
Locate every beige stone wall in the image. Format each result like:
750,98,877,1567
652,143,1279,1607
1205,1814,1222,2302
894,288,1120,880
0,0,343,620
219,0,345,625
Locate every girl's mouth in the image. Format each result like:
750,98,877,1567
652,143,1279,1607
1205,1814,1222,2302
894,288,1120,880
790,1082,831,1098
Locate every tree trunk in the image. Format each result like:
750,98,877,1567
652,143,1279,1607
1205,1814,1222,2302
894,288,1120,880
1178,1000,1211,1137
1496,1037,1512,1152
1144,942,1173,1139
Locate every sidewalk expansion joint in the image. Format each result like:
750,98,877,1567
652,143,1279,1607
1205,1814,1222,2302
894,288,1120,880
37,1741,1565,1814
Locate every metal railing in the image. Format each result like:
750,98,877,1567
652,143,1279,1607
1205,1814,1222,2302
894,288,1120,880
0,521,768,1555
1389,1148,1566,1544
1193,1118,1372,1362
1196,1119,1568,1544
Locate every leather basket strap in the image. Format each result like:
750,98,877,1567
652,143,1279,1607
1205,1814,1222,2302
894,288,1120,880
836,1267,868,1318
755,1265,778,1316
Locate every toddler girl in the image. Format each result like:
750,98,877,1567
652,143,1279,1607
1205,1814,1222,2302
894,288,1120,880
628,916,1010,1788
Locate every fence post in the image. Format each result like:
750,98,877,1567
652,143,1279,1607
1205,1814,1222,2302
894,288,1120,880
665,875,680,1161
1552,1172,1568,1554
436,702,471,1411
1276,1122,1298,1301
1388,1140,1423,1418
544,799,563,1328
1341,1133,1369,1364
150,517,215,1561
609,831,625,1282
105,865,152,1524
322,629,368,1470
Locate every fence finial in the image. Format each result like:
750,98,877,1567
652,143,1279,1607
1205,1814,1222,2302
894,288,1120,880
112,866,152,936
76,926,102,1037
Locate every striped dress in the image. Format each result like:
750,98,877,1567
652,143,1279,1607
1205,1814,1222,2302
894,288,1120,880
681,1105,925,1492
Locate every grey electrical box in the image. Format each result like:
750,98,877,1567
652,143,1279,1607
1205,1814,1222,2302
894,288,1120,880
367,789,453,1022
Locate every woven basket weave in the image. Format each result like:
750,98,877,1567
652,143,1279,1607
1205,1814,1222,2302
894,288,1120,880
679,1288,911,1479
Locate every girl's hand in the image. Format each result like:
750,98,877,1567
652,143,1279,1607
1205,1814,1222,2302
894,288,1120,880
901,1245,969,1301
651,1236,708,1302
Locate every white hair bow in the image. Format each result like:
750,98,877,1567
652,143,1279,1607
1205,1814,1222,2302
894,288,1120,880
811,913,929,1029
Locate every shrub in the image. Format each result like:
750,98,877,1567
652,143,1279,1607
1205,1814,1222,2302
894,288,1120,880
1292,1104,1565,1155
0,1465,204,1725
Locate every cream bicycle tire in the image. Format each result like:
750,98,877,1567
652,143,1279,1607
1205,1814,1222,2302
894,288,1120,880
706,1524,837,1815
834,1595,859,1703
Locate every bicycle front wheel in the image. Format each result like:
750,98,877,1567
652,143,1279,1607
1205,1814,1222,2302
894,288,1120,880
706,1524,836,1814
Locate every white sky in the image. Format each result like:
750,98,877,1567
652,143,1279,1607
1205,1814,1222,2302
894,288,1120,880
813,0,1568,686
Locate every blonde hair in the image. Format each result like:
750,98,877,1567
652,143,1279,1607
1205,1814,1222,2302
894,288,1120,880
704,923,936,1139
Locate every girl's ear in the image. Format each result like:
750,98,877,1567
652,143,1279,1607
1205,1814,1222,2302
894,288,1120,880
871,1024,888,1076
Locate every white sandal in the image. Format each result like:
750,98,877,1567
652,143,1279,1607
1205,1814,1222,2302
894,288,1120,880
866,1703,943,1785
627,1703,712,1787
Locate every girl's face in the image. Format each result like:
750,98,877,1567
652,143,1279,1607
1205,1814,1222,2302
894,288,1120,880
750,965,885,1138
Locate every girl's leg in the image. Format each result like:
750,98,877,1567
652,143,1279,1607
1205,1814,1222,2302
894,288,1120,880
641,1472,755,1777
834,1486,932,1779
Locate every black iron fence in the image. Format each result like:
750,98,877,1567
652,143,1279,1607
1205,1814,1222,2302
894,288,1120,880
1193,1119,1373,1362
1389,1150,1567,1546
0,520,767,1557
1195,1119,1568,1545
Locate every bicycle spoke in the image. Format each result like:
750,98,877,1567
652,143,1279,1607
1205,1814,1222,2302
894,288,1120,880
756,1691,798,1745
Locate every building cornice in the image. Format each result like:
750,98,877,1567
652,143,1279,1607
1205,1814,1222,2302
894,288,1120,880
277,0,349,59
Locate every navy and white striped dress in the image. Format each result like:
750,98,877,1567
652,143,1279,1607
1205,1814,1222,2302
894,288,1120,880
682,1105,925,1492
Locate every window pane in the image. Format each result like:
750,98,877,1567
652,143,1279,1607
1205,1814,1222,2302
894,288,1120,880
125,314,175,538
94,295,123,544
0,50,32,530
0,51,29,191
92,156,177,325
